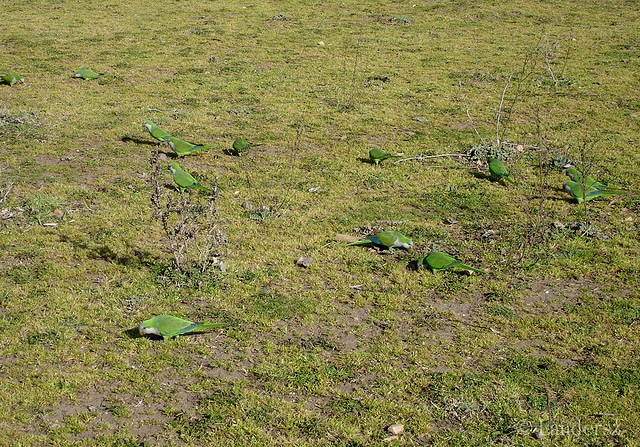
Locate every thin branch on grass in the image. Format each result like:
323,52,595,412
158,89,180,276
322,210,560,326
495,74,513,147
458,81,483,143
0,181,12,204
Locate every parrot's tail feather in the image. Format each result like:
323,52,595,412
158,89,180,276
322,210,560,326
459,263,485,273
198,322,231,329
346,239,370,246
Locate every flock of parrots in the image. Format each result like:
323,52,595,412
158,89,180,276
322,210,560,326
2,70,626,341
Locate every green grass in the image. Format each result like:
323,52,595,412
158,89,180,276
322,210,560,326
1,0,639,445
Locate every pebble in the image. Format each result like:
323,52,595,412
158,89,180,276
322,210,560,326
387,424,404,435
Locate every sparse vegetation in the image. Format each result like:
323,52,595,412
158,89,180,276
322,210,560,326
0,0,639,446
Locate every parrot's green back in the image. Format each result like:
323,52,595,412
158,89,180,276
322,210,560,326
231,138,250,156
369,148,395,165
488,157,516,184
347,230,413,249
139,315,228,341
73,68,103,80
1,74,24,86
168,136,215,157
144,120,171,142
169,162,211,193
563,180,624,204
566,168,606,189
419,251,484,273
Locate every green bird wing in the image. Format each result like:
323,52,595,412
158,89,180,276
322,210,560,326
566,168,603,189
564,180,624,204
73,68,103,80
231,138,250,155
168,136,215,156
374,231,413,249
488,158,515,184
423,251,456,271
423,251,483,273
144,120,171,142
169,162,210,191
1,73,24,85
369,148,392,164
139,315,228,340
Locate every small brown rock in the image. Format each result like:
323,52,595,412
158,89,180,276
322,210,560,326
387,424,404,435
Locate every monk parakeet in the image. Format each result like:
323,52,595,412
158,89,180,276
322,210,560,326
488,157,516,184
144,120,171,142
0,74,24,86
168,136,215,157
418,251,484,274
565,167,612,189
169,162,211,193
230,138,250,156
563,180,625,204
73,68,103,80
347,230,413,249
369,148,400,165
139,315,228,341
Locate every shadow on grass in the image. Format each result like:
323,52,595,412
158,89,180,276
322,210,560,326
471,171,493,181
358,156,376,165
121,135,159,146
123,327,146,339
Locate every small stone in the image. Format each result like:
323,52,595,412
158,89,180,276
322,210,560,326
53,208,64,218
296,256,313,268
318,41,325,46
242,198,252,210
308,186,320,193
0,208,14,219
412,116,428,122
382,435,399,442
387,424,404,435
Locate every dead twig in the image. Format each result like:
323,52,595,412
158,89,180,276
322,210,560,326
495,73,513,147
458,81,483,143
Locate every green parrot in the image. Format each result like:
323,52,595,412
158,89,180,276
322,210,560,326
563,180,625,204
487,157,516,184
369,148,400,165
347,230,413,249
168,136,215,157
143,120,171,142
230,138,250,156
418,251,484,273
0,73,24,86
139,315,228,341
169,162,211,193
565,167,613,189
73,68,103,80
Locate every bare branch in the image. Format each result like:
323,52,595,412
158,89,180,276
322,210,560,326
495,74,513,147
458,81,483,143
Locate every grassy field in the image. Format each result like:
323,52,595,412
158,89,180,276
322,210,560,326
1,0,639,445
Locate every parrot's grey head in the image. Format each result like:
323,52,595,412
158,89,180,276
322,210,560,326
168,163,178,174
562,182,572,195
399,240,414,249
143,121,152,131
139,321,160,336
